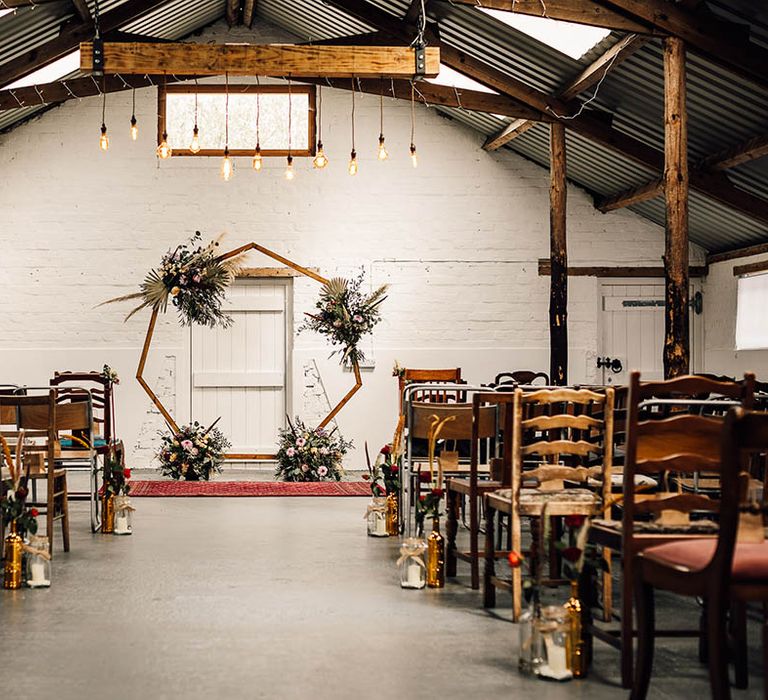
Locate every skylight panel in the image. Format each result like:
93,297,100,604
4,50,80,90
427,64,497,94
0,9,15,18
481,9,610,60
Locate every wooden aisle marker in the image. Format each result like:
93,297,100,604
135,243,365,461
80,43,440,78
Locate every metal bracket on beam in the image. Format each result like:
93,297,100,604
414,42,426,79
92,37,104,76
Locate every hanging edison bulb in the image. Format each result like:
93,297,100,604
130,115,138,141
313,141,328,169
348,149,358,176
410,143,418,168
156,131,172,159
285,155,295,181
99,123,109,151
220,147,234,181
189,125,201,153
252,145,263,172
378,135,388,161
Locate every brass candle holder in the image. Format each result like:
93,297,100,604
3,522,23,590
426,516,445,588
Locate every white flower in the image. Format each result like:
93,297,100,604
319,447,329,456
301,463,309,473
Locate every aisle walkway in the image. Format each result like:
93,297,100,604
0,495,762,699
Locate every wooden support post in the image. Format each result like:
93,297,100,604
663,37,690,378
549,122,568,386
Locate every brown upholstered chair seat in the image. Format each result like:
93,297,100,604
592,518,720,535
642,539,768,581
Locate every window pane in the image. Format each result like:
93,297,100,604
735,273,768,350
165,90,311,153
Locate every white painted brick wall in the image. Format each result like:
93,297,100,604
0,18,701,467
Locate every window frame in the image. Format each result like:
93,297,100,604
157,84,316,157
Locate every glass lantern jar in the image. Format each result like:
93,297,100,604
113,495,134,536
366,497,389,537
397,538,427,589
25,535,51,588
536,605,573,681
518,606,544,675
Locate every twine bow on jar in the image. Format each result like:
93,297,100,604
363,497,388,519
22,537,51,561
396,537,427,569
114,496,136,513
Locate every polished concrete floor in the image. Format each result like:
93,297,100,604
1,478,764,699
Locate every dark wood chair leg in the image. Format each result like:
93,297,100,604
470,488,479,590
630,568,655,700
707,592,732,700
446,488,459,578
621,558,635,689
699,597,709,664
730,600,748,689
483,502,497,608
762,605,768,700
579,562,595,669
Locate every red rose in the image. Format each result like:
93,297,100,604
361,473,370,481
123,468,132,480
380,445,391,455
562,547,582,563
508,551,523,568
431,488,444,498
16,487,28,500
418,471,432,483
30,508,39,518
419,495,427,502
564,515,586,529
390,465,399,473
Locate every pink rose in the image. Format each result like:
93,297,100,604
286,447,296,457
318,465,328,477
301,464,309,473
181,440,194,452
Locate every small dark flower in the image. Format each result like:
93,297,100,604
419,495,427,502
564,515,586,529
431,488,444,498
361,473,370,481
508,551,523,568
562,547,582,563
418,471,432,483
16,487,28,501
30,508,39,518
380,444,391,455
123,468,132,479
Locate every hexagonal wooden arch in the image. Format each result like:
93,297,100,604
136,242,363,460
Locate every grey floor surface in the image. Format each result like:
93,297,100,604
1,472,764,700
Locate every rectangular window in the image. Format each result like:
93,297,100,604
735,271,768,350
158,84,315,157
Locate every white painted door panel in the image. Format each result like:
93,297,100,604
191,279,289,456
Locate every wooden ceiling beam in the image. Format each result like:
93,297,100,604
226,0,240,27
242,0,257,28
0,0,173,89
79,42,441,78
595,0,768,90
707,241,768,265
298,77,552,120
70,0,91,23
698,133,768,172
594,178,663,212
484,33,646,150
437,0,658,34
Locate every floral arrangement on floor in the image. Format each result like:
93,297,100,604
157,421,231,481
363,443,400,496
102,231,243,328
104,447,131,496
101,364,120,385
555,515,607,582
0,434,38,538
275,418,352,482
300,272,388,365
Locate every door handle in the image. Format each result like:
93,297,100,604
597,357,623,374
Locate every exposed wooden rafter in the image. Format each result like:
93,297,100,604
484,33,646,151
537,260,708,278
698,133,768,172
242,0,257,28
435,0,656,34
0,0,173,89
79,42,441,78
322,0,768,226
594,178,663,212
70,0,92,23
226,0,240,27
707,241,768,266
595,0,768,91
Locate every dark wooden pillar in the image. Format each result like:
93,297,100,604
663,36,690,378
549,122,568,385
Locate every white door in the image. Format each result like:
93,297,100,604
599,281,702,385
191,278,291,458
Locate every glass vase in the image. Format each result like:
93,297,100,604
426,516,445,588
3,522,23,590
385,493,399,536
537,605,573,681
101,494,115,534
25,535,51,588
113,495,133,536
564,580,586,678
366,497,389,537
519,606,544,675
398,538,427,589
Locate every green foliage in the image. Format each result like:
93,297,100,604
415,487,444,535
275,418,351,482
104,447,131,496
0,477,38,538
157,421,230,481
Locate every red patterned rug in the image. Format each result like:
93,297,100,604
129,480,370,497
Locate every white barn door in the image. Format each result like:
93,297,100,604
191,278,291,458
599,281,702,385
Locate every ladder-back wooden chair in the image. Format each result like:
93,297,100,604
584,371,755,689
483,386,614,620
398,368,464,413
1,392,70,555
446,392,514,590
491,370,550,388
631,407,768,700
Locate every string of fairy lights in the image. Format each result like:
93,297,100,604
97,73,421,180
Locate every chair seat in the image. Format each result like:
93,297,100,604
446,478,502,495
60,437,107,448
592,518,720,535
642,539,768,582
490,487,600,516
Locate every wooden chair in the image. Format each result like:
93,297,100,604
491,370,550,387
445,392,514,589
584,372,756,689
631,407,768,700
483,386,614,620
398,368,463,412
1,392,70,555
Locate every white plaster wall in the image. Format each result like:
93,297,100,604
0,19,693,468
703,252,768,380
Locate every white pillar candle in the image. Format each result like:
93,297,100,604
114,514,130,535
375,513,387,536
541,636,571,680
29,561,49,587
406,561,423,588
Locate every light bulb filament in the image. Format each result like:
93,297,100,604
99,123,109,151
285,154,295,180
377,135,388,161
220,147,234,181
348,149,358,176
189,125,200,153
130,115,138,141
